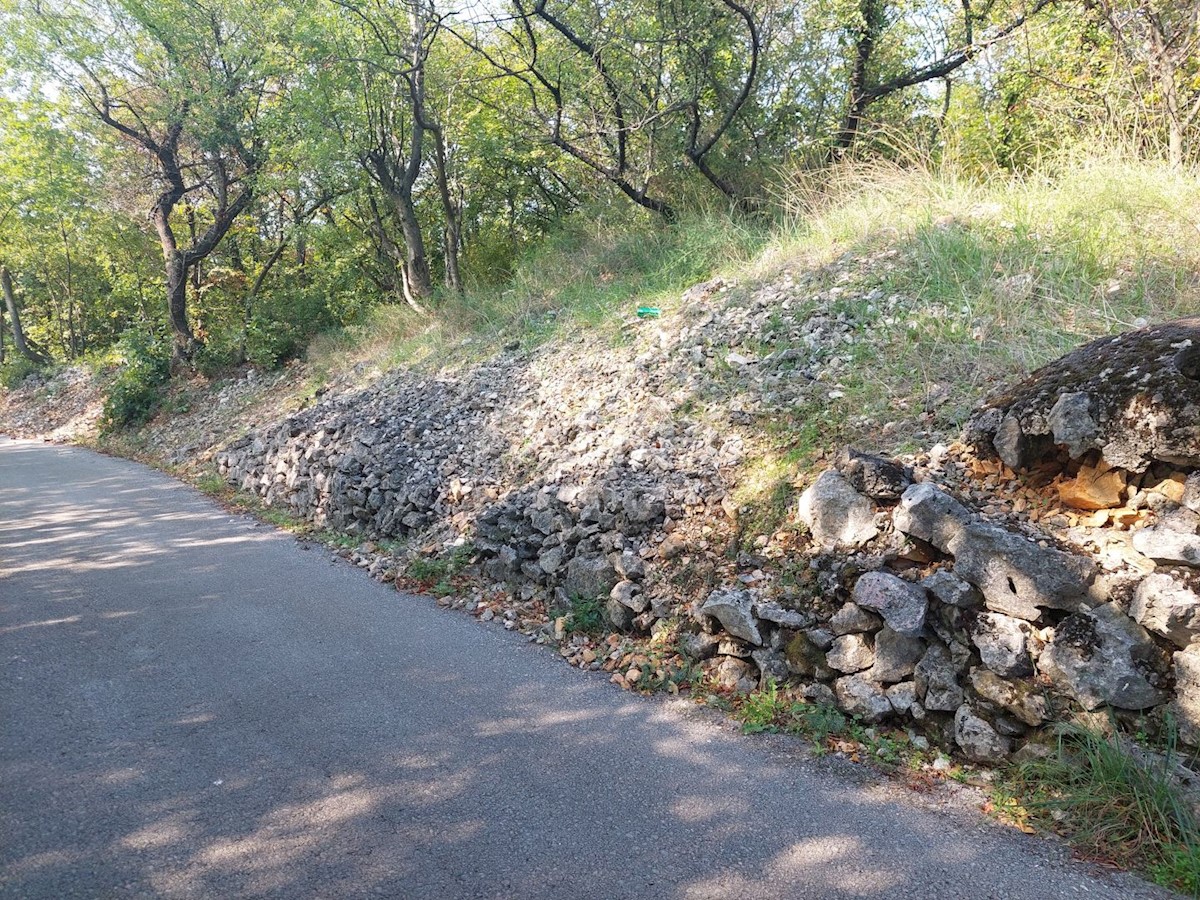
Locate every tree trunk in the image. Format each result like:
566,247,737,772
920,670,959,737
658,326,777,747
391,189,433,301
164,251,195,360
1,265,47,365
431,129,463,293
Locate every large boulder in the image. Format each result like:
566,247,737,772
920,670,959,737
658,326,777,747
963,318,1200,473
954,704,1012,763
1040,602,1167,711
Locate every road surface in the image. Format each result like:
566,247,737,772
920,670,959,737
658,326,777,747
0,438,1171,898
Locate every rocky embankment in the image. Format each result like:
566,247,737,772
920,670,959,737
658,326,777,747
215,279,1200,764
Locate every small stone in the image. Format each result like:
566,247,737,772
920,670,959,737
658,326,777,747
564,553,617,600
1057,464,1126,511
785,632,828,678
954,705,1012,763
752,648,790,683
834,675,892,724
834,448,913,500
714,656,758,694
796,470,879,547
605,599,634,631
971,613,1034,678
805,627,835,651
754,601,814,629
922,570,983,609
852,572,928,636
614,550,646,580
658,534,687,560
826,633,875,674
830,601,883,635
679,631,721,660
610,579,649,613
886,681,919,715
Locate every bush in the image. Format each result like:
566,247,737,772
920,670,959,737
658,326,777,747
100,330,171,432
0,355,47,390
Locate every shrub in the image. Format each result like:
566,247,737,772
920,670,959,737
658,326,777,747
100,330,171,432
0,355,46,390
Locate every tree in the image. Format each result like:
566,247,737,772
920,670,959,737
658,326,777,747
21,0,287,360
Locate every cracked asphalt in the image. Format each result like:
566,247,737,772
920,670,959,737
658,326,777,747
0,438,1174,898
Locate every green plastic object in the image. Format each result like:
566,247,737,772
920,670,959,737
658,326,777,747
636,306,661,318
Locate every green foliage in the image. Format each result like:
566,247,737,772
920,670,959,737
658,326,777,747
404,545,474,597
0,355,47,389
1009,725,1200,894
99,330,171,432
563,596,609,637
735,679,849,743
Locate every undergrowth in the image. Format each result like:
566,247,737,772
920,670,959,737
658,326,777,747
1005,724,1200,895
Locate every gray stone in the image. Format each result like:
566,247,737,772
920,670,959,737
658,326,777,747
605,598,634,631
971,613,1034,678
610,580,649,613
1170,645,1200,747
679,631,721,661
1048,391,1099,458
752,648,791,684
994,412,1036,472
1131,573,1200,648
805,627,835,651
915,644,965,712
893,483,973,553
852,572,928,636
698,588,763,645
796,470,879,547
969,669,1049,727
830,601,883,636
826,633,875,674
564,553,617,600
785,632,829,679
922,570,983,609
623,491,665,525
954,704,1012,762
1040,602,1167,711
953,521,1095,620
865,628,924,684
1133,527,1200,568
885,681,919,715
538,545,566,575
714,656,758,694
834,675,892,724
753,601,814,630
614,549,646,581
1184,472,1200,513
835,448,912,500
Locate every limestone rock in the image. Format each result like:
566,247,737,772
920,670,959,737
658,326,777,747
922,570,983,609
834,675,892,724
954,704,1012,762
785,632,829,678
679,631,721,661
835,448,913,500
751,648,791,684
754,601,814,630
1040,602,1167,711
614,550,646,581
893,482,973,553
886,681,919,716
1133,527,1200,568
953,521,1095,621
915,644,965,712
1170,645,1200,747
964,318,1200,473
714,656,758,694
605,598,635,631
864,628,924,684
826,633,875,674
852,571,928,636
796,470,879,547
699,588,763,645
830,601,883,636
1131,573,1200,648
564,553,617,600
969,669,1049,727
610,579,649,613
1057,464,1126,511
971,613,1034,678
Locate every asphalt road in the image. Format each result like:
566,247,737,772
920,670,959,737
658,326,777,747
0,437,1173,899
